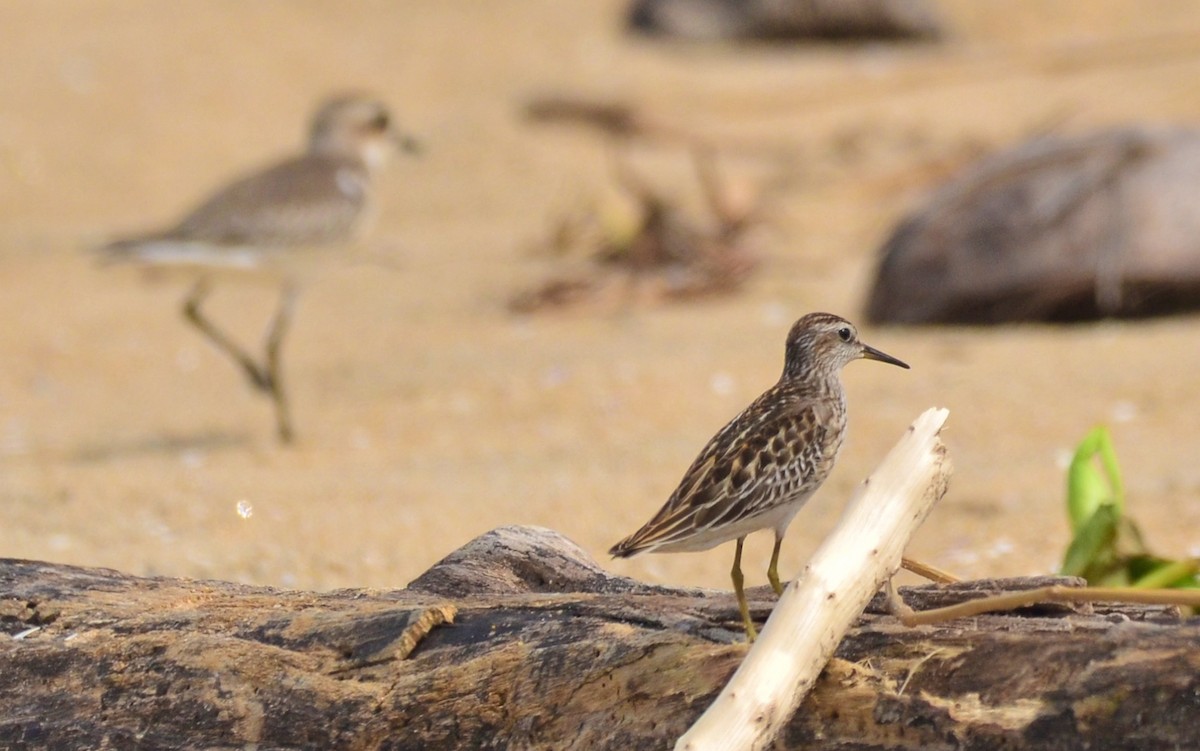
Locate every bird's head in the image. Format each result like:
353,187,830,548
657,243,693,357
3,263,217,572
308,93,421,171
783,312,909,379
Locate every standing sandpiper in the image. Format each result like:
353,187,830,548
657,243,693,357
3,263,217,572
102,93,418,443
610,312,909,640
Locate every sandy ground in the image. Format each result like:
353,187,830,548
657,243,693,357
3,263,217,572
2,1,1199,594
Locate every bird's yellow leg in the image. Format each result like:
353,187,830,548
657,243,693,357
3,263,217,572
732,536,757,642
767,534,784,596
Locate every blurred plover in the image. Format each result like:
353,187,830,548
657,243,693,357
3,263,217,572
103,93,418,443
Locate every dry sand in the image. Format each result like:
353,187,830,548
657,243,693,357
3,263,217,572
2,1,1199,594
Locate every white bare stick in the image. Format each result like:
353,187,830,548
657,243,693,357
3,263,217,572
676,407,952,751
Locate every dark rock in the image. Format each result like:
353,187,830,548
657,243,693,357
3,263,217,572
867,127,1200,324
628,0,943,42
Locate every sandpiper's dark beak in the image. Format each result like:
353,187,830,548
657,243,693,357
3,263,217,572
861,343,910,369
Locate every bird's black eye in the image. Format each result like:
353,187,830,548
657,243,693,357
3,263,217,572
370,112,390,131
837,327,852,342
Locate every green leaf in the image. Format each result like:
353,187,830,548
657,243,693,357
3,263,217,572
1066,427,1125,532
1131,558,1200,589
1095,429,1126,514
1061,503,1120,579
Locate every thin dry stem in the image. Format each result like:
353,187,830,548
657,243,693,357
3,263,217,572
899,584,1200,626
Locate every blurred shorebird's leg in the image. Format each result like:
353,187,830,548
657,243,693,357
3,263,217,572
182,279,271,391
732,536,757,642
768,533,784,596
263,283,298,444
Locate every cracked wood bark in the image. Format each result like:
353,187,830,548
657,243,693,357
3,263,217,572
1,526,1198,750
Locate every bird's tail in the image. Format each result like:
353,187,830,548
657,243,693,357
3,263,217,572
608,533,650,559
94,233,164,266
95,233,261,274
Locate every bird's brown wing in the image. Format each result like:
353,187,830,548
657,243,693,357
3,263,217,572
170,155,370,246
610,392,839,556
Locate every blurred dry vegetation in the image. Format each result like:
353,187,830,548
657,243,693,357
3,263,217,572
511,96,778,312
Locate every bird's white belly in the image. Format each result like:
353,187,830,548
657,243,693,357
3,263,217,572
121,240,263,270
651,491,813,554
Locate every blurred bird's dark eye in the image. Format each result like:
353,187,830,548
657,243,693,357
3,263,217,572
837,327,852,342
370,112,390,130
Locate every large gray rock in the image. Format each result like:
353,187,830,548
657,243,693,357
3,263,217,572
866,128,1200,324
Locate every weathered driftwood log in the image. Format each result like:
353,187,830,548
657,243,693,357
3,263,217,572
866,127,1200,324
627,0,942,42
2,526,1198,750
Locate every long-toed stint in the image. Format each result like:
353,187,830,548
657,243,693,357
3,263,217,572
102,93,418,443
610,312,909,640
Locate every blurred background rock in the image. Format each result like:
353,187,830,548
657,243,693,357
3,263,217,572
867,127,1200,324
